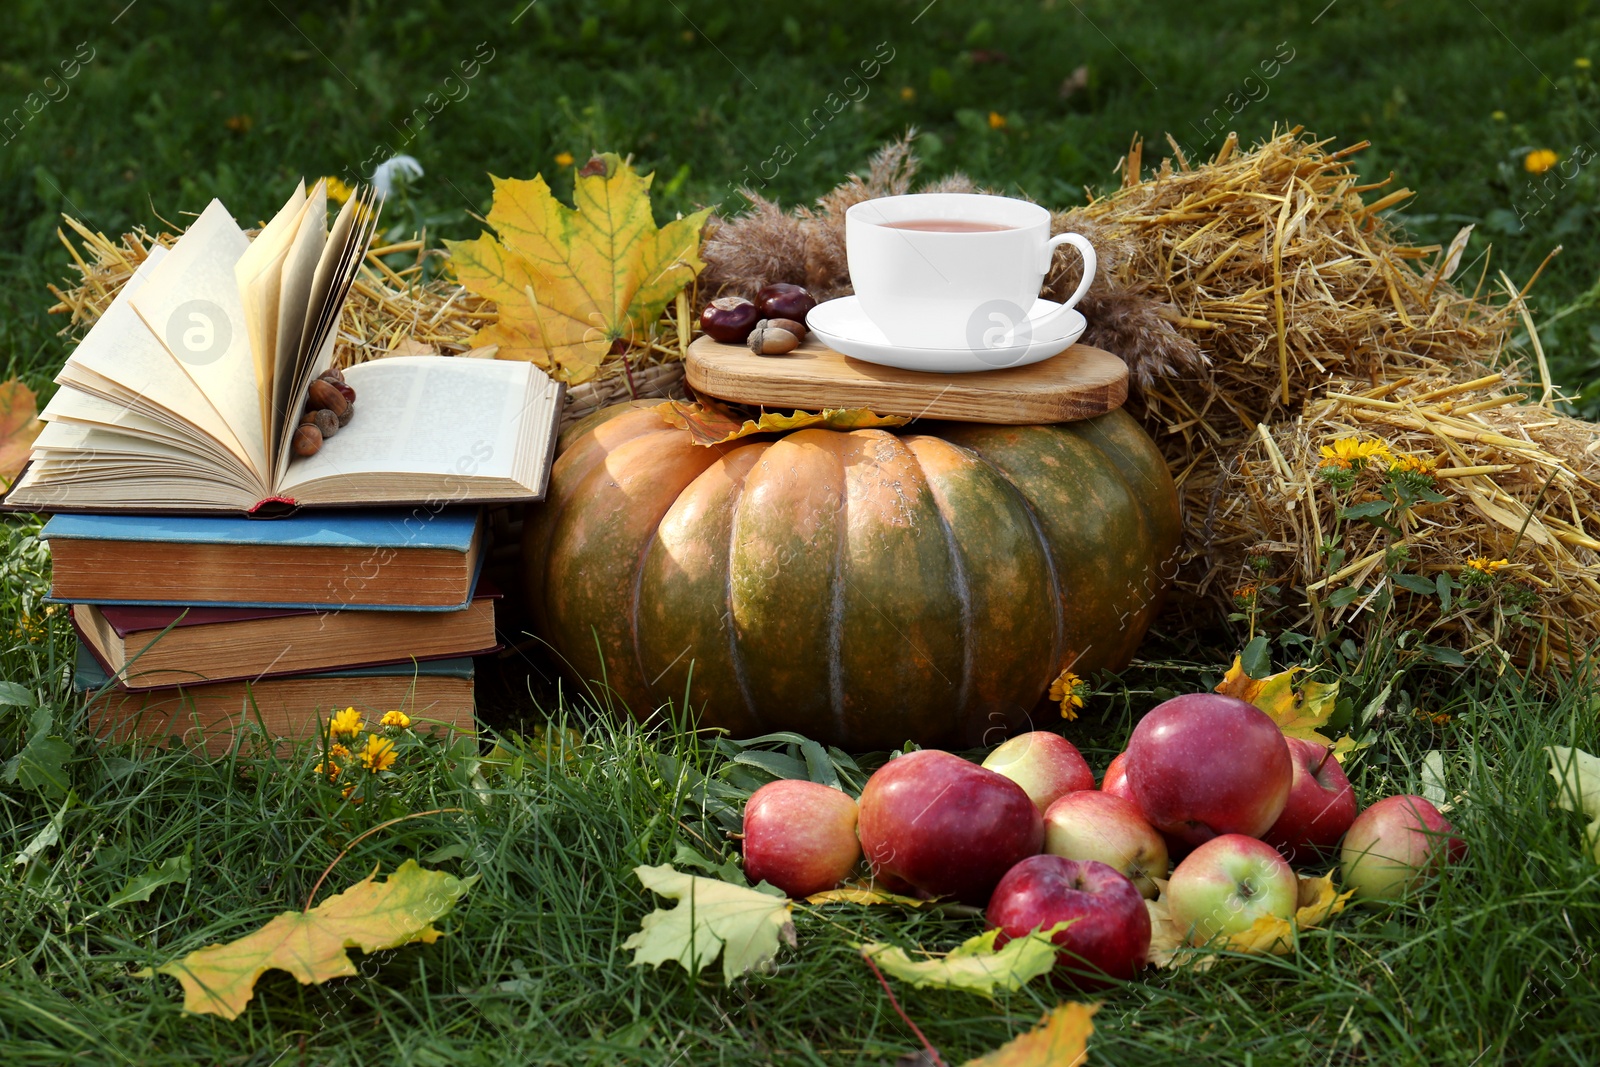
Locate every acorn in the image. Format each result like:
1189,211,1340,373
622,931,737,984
292,424,323,456
300,408,339,439
747,319,800,356
306,379,349,417
766,317,807,341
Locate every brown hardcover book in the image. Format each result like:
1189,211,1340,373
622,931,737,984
73,588,499,691
41,508,484,610
75,643,474,756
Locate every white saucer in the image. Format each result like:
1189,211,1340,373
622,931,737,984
806,296,1087,374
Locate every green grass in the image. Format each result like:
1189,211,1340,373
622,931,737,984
4,2,1600,1062
1,513,1598,1063
1,1,1598,397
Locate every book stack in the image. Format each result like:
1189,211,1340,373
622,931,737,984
4,180,566,753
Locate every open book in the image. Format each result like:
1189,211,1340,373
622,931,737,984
4,180,564,514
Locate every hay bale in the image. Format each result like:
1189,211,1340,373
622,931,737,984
1220,374,1600,671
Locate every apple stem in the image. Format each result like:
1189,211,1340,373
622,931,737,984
860,950,948,1067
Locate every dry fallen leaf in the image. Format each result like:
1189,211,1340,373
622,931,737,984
446,154,711,383
1145,872,1352,970
859,923,1067,995
1546,745,1600,862
962,1002,1098,1067
153,860,475,1019
624,864,795,984
653,396,910,447
0,379,44,485
805,882,929,908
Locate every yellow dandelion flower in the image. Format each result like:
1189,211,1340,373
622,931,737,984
359,733,397,773
987,110,1007,130
321,176,354,205
1491,110,1508,121
1577,57,1592,69
554,151,575,167
329,706,364,738
379,710,412,729
1318,436,1392,470
900,86,916,102
341,783,362,803
1048,669,1088,722
1525,149,1559,174
1466,556,1509,574
313,761,340,781
330,743,351,760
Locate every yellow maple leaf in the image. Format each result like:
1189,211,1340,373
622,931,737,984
653,396,910,447
1145,872,1352,970
623,865,796,984
963,1002,1099,1067
1216,655,1354,755
153,860,475,1019
858,923,1068,995
0,379,44,486
446,155,711,384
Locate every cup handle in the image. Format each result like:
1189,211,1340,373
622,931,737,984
1022,233,1096,338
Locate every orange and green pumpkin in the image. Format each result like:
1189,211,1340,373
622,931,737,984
523,403,1180,750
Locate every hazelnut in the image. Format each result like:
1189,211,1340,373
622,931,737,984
319,365,345,384
337,403,355,427
292,424,323,457
301,408,339,438
756,283,816,323
320,375,356,404
700,296,760,343
747,320,800,356
306,378,349,417
766,317,807,341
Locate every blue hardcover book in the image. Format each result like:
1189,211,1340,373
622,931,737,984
75,642,476,756
43,507,485,611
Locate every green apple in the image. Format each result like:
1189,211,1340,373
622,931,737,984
1165,833,1298,944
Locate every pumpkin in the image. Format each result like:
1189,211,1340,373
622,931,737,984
523,402,1180,750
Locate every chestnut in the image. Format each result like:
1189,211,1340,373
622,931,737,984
700,296,760,343
756,283,816,324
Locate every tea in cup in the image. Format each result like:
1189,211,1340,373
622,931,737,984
844,193,1095,351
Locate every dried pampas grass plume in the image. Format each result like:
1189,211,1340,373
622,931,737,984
698,132,1204,391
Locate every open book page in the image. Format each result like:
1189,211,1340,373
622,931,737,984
280,357,555,502
38,387,220,458
127,200,266,484
42,246,258,486
271,188,380,487
234,181,308,454
270,181,329,457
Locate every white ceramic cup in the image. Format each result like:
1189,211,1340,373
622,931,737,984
845,193,1095,352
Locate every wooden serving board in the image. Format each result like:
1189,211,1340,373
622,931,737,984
686,336,1127,424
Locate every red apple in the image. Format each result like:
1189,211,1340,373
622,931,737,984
1043,791,1169,898
981,731,1095,812
857,750,1043,905
1100,751,1134,801
1263,738,1358,860
1340,794,1465,901
986,855,1151,986
1166,833,1299,944
1126,693,1293,848
742,780,861,898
